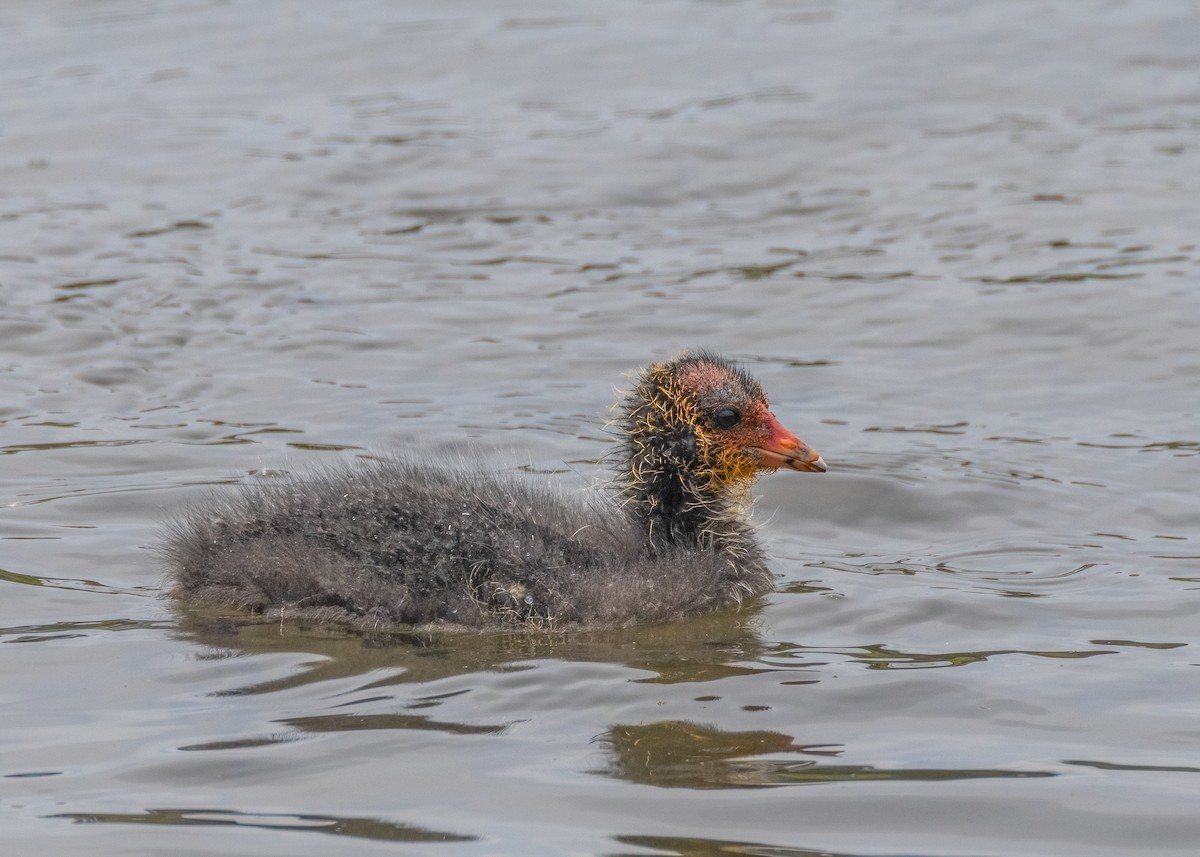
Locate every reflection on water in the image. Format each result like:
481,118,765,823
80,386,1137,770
49,808,475,844
612,836,912,857
1,617,167,643
594,721,1053,790
277,711,506,737
178,735,302,752
764,641,1117,671
170,602,771,694
0,567,153,598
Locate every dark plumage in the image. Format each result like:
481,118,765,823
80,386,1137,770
164,351,825,631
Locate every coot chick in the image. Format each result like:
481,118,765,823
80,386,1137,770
164,351,825,631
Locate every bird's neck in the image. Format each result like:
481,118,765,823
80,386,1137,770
624,466,754,555
612,370,771,596
617,421,758,563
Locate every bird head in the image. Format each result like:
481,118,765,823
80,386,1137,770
626,352,825,496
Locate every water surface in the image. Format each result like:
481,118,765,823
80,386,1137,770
2,1,1198,855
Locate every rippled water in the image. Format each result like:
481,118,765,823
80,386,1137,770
2,1,1198,854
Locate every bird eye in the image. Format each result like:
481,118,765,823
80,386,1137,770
712,407,741,429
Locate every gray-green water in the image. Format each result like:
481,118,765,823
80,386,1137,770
2,1,1198,854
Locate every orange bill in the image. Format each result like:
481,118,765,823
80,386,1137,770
750,411,826,473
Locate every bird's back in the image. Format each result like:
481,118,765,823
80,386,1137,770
165,459,745,631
